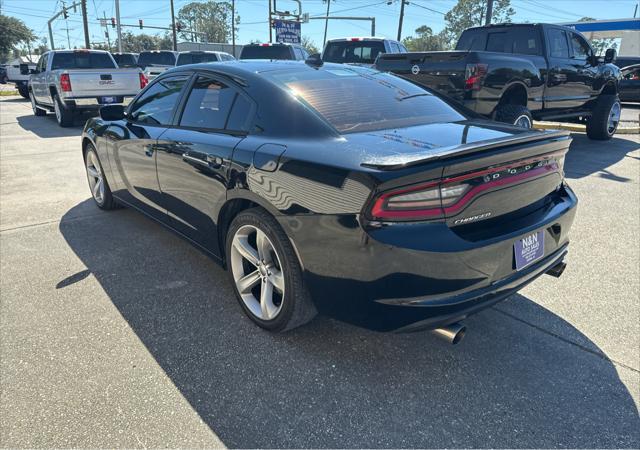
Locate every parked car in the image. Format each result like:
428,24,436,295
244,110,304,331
111,52,138,68
239,43,309,60
619,64,640,102
175,50,235,66
81,61,576,341
6,56,36,98
376,23,622,140
322,37,407,66
26,49,146,127
0,66,7,84
615,56,640,69
137,50,178,79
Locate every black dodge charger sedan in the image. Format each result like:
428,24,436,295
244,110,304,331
81,60,577,342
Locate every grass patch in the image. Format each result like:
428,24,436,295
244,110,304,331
0,90,19,96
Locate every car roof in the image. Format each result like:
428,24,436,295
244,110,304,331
243,42,300,47
326,37,388,42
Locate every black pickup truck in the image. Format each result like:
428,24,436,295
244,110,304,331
375,23,622,140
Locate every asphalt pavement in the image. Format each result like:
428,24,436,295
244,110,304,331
1,96,638,448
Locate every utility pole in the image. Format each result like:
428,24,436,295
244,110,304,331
170,0,178,51
115,0,122,52
268,0,273,43
103,12,111,50
231,0,236,56
323,0,331,47
81,0,90,48
485,0,494,25
397,0,406,41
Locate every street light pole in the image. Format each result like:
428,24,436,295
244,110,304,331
323,0,331,47
397,0,406,41
170,0,177,51
115,0,122,52
485,0,494,25
81,0,90,48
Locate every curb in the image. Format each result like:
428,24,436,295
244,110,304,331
533,121,639,135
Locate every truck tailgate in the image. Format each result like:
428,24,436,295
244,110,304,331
65,69,141,97
376,51,471,101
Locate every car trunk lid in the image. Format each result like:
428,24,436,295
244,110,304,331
65,69,142,97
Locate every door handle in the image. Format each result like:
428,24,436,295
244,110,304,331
144,145,155,157
182,153,223,169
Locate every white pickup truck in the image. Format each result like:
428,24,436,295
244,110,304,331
137,50,178,80
26,50,147,127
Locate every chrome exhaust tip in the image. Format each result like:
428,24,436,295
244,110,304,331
546,261,567,278
431,322,466,345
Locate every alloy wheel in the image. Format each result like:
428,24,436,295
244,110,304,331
230,224,285,321
85,150,105,204
607,101,621,135
514,114,532,129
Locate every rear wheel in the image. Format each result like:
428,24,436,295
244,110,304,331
495,104,533,129
29,90,47,116
85,144,117,210
586,95,620,140
226,208,316,332
17,84,29,99
53,94,74,127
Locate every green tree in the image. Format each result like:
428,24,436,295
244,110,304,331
442,0,514,43
177,1,236,43
402,26,446,52
301,35,319,55
0,15,35,62
115,32,174,52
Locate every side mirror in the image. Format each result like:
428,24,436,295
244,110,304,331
20,64,32,75
604,48,617,64
305,53,323,68
100,104,125,121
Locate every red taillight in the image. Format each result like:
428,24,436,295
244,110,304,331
350,38,363,41
139,72,148,89
60,73,72,92
465,63,488,90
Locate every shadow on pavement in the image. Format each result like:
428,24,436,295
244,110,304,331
564,134,639,182
16,112,85,138
59,201,640,448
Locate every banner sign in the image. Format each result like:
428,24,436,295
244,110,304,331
274,20,301,44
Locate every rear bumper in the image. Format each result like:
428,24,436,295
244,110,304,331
62,96,135,109
280,184,577,331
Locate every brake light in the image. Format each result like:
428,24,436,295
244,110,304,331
370,181,470,220
465,63,488,90
60,73,72,92
139,72,148,89
350,38,363,41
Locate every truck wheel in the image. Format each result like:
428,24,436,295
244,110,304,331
17,84,29,99
53,94,74,127
586,95,621,140
29,91,47,116
495,104,533,129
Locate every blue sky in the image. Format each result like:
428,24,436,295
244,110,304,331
2,0,639,50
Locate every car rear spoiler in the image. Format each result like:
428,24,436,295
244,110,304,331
361,129,571,170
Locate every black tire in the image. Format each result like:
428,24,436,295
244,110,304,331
226,207,317,332
586,95,621,140
17,84,29,99
29,90,47,116
495,104,533,129
53,93,74,127
84,144,118,210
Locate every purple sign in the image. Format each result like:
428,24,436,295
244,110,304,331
514,230,544,271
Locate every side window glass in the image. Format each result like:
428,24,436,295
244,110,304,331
226,94,253,131
179,76,237,130
129,76,188,125
548,29,569,58
399,43,408,53
36,56,44,72
293,47,304,60
486,32,506,52
389,42,400,53
570,33,591,59
511,28,541,55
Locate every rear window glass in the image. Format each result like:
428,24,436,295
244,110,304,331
51,52,116,70
456,30,485,51
112,54,137,67
486,32,507,52
265,66,465,133
240,45,292,60
176,53,220,65
323,41,386,64
137,52,176,69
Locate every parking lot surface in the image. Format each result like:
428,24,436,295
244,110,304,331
1,96,639,448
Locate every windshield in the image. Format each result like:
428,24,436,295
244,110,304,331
323,41,386,64
176,53,219,65
137,52,176,69
112,54,137,67
240,46,292,60
265,66,466,133
51,52,116,70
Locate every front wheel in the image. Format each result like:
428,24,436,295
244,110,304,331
226,208,316,332
495,104,533,129
85,145,117,210
586,95,621,140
